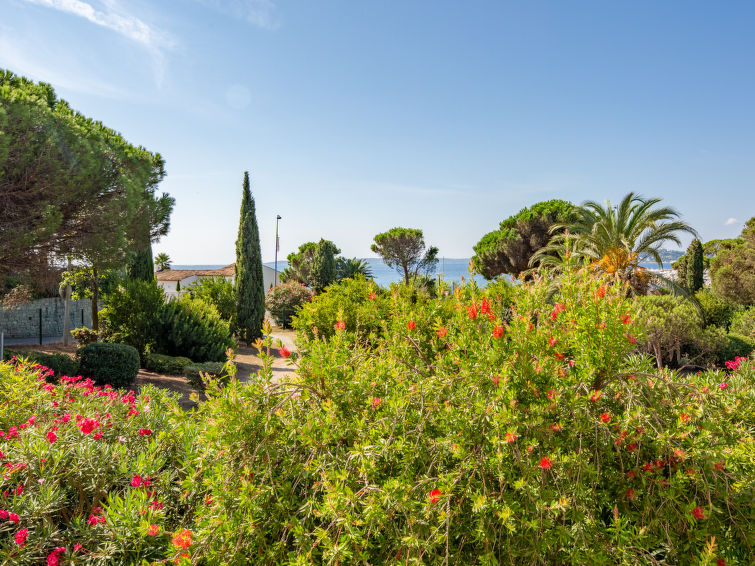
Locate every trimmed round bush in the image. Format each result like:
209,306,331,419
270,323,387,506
144,353,193,375
78,342,139,388
265,281,314,328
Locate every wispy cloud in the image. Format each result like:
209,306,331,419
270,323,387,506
195,0,279,29
724,217,738,226
22,0,175,85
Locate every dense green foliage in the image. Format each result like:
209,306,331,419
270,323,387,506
126,245,155,282
686,239,704,292
312,239,339,293
184,270,755,564
336,257,373,280
155,295,234,363
695,289,738,330
730,306,755,339
709,217,755,305
0,362,187,564
70,326,100,346
78,342,140,388
264,282,314,328
143,353,193,375
100,279,166,357
473,199,576,279
371,227,438,285
187,276,236,328
234,171,265,342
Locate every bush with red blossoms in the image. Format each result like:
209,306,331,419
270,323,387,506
177,267,755,564
0,360,189,564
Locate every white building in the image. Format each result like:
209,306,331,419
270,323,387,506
156,263,280,300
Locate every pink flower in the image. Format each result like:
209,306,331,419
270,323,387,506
540,457,553,470
371,397,382,409
428,488,443,504
139,428,152,436
47,431,57,444
9,512,19,524
47,552,61,566
718,382,728,391
14,528,28,547
0,510,7,519
15,485,23,496
79,418,98,435
132,475,143,488
74,543,83,552
93,432,102,440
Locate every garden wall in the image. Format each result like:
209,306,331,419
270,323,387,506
0,298,98,339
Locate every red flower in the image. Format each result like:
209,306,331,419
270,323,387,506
692,507,705,520
550,303,565,321
626,443,637,453
596,285,606,298
138,428,152,436
74,543,83,552
549,423,562,433
47,431,57,444
714,461,725,471
548,337,558,347
15,528,28,547
504,432,517,443
547,389,556,400
491,375,500,387
554,352,564,360
93,432,102,440
718,382,728,391
589,391,602,403
79,418,98,435
437,326,448,338
15,485,23,496
539,457,553,470
132,475,143,488
147,524,160,536
717,559,727,566
171,528,193,549
371,397,382,409
625,489,636,500
368,292,377,300
627,334,637,344
467,303,479,320
428,488,443,504
9,512,19,524
47,552,61,566
620,313,631,325
680,413,690,423
278,345,291,359
480,298,491,314
407,320,416,331
492,325,504,339
642,462,654,472
600,412,611,423
334,320,346,331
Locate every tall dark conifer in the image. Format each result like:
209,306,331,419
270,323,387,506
686,239,704,293
234,171,265,342
126,244,154,281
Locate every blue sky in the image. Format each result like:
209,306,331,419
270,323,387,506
2,0,753,263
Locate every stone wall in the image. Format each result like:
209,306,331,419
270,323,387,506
0,298,98,339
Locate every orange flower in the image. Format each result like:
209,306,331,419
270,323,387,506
171,529,193,549
596,285,606,298
436,326,448,338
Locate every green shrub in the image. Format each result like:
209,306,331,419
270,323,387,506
717,333,755,364
187,276,236,328
264,281,314,328
695,288,738,329
182,270,755,564
144,352,193,375
70,326,99,346
78,342,140,388
155,295,235,362
292,276,391,343
99,278,165,356
730,306,755,339
184,361,227,391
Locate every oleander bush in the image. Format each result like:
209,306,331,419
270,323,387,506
0,360,189,565
78,342,140,388
0,350,78,380
181,270,755,565
144,353,193,375
264,281,314,328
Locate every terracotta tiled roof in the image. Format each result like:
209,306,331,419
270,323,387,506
156,264,236,282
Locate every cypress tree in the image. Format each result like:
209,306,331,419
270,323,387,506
234,171,265,342
312,239,338,293
686,239,704,293
126,244,154,281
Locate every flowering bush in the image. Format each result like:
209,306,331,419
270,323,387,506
0,360,190,564
182,270,755,564
265,281,314,328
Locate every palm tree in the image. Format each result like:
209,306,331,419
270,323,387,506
532,193,698,293
336,257,373,281
154,252,171,272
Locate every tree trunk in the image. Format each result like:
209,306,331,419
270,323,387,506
91,267,99,331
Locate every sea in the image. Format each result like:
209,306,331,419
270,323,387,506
173,259,675,289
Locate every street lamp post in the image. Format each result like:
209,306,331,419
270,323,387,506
274,215,282,286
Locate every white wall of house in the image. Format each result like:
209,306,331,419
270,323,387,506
158,266,280,300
